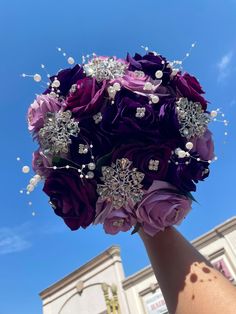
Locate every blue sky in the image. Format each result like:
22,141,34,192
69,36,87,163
0,0,236,313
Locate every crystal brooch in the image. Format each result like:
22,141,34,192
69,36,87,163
97,158,145,209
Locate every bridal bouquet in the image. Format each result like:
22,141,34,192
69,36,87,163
26,50,215,236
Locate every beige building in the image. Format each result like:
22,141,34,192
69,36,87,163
40,217,236,314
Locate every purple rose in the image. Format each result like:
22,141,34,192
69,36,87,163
65,77,107,118
43,170,98,230
173,73,208,110
136,180,192,236
44,64,85,97
166,157,210,192
191,129,214,161
127,52,172,83
111,142,173,188
28,95,64,134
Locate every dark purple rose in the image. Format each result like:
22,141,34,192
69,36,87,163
158,99,184,144
65,77,107,118
44,64,85,97
43,170,98,230
100,89,160,143
172,73,208,110
166,157,210,192
127,52,172,83
111,142,173,188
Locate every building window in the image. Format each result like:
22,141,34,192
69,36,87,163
212,258,234,282
142,289,168,314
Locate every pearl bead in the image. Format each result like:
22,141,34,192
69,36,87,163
52,79,60,88
88,163,96,170
87,171,94,179
214,156,218,161
20,190,23,194
34,174,41,182
33,74,42,82
28,201,32,206
197,158,200,162
175,148,181,155
30,178,37,185
151,95,159,104
22,166,30,174
171,69,178,76
155,70,163,79
80,174,84,178
210,110,218,118
50,92,57,98
68,57,75,65
144,82,153,91
177,150,186,158
113,82,121,91
16,157,20,161
66,165,70,169
27,184,34,192
208,160,212,164
185,142,193,150
53,166,57,170
32,211,36,216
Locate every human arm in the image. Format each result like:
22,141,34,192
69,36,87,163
139,226,236,314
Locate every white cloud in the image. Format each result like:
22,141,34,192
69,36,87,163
0,227,31,255
217,51,233,82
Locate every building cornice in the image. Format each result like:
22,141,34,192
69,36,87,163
39,245,121,300
122,265,153,290
191,216,236,250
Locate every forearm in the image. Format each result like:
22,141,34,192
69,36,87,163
139,226,236,314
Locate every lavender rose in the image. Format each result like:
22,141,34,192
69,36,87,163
103,210,136,234
191,129,214,161
32,150,52,177
94,198,136,235
28,95,64,134
43,170,98,230
136,180,192,236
